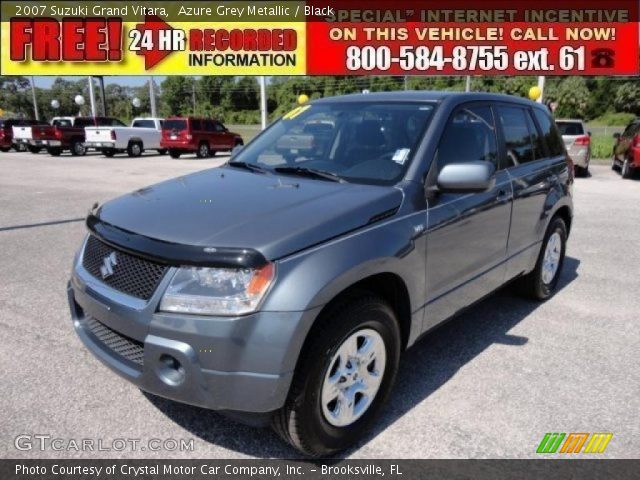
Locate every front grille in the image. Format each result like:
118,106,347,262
86,316,144,366
82,235,168,300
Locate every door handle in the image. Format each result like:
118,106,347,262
496,189,511,202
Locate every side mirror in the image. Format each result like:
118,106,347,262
588,131,592,137
613,132,621,139
436,161,496,193
231,144,244,157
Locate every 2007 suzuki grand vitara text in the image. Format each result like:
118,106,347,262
68,92,573,456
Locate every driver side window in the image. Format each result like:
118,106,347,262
437,106,498,171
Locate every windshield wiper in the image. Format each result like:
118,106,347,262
274,166,346,183
226,161,267,174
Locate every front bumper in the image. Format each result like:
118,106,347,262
68,258,318,413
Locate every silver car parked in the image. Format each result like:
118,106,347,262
556,119,591,177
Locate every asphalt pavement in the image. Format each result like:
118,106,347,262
0,151,638,459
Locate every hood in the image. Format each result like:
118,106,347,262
93,167,403,261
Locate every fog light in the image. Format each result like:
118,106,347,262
157,354,185,386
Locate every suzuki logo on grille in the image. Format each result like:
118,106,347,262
100,252,118,279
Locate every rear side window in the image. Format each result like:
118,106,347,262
132,119,155,128
191,119,202,131
74,118,94,127
556,121,585,136
533,109,565,157
622,122,640,137
214,122,226,132
437,106,498,169
163,120,186,131
203,120,215,132
497,106,535,165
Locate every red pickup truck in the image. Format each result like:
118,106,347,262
33,116,125,156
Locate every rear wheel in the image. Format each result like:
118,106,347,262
518,216,567,300
70,140,86,156
127,141,143,157
169,149,181,159
196,142,210,158
27,146,42,154
621,158,633,179
272,294,401,457
47,147,62,156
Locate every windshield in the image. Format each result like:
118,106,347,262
233,102,436,185
556,121,585,136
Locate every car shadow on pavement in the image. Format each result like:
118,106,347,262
144,256,580,459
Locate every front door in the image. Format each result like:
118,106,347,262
423,104,513,331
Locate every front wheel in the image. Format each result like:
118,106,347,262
196,142,210,158
518,216,567,300
0,147,11,152
102,148,116,157
272,295,401,457
70,140,86,156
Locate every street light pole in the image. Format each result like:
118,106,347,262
537,76,545,103
259,76,267,130
30,76,39,120
87,77,97,116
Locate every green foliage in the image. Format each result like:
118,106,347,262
590,134,615,159
614,83,640,115
545,77,591,119
589,112,636,126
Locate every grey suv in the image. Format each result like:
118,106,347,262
68,92,573,456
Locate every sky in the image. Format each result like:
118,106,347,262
32,76,168,88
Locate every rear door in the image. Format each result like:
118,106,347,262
498,105,566,279
424,103,513,330
215,121,234,149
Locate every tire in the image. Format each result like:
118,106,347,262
157,149,168,155
621,158,633,179
0,147,11,152
169,149,181,159
127,141,143,157
47,147,62,156
574,165,586,178
27,146,42,154
518,216,567,301
70,140,86,156
102,148,116,157
196,142,210,158
272,294,401,457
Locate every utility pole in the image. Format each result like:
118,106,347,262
259,76,267,130
30,76,39,120
149,77,157,118
465,76,471,92
87,77,97,117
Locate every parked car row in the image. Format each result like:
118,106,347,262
0,116,243,158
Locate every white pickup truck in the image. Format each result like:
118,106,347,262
12,119,48,153
84,117,166,157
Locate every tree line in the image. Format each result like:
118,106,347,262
1,75,638,125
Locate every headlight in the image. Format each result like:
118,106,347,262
159,263,275,316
